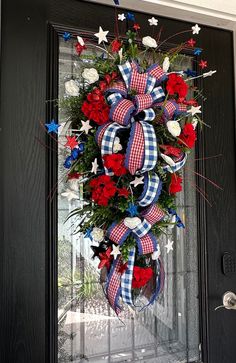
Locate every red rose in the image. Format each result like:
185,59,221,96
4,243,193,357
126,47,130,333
81,88,110,125
103,153,127,176
132,266,154,289
166,73,188,99
178,123,196,149
111,39,122,53
90,175,117,206
169,173,182,194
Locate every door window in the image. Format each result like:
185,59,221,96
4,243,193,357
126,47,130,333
57,35,200,363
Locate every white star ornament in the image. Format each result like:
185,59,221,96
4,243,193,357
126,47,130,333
192,24,201,35
130,176,144,188
118,13,126,21
165,239,174,254
111,245,121,260
94,26,109,44
91,158,99,174
148,17,158,26
79,120,92,134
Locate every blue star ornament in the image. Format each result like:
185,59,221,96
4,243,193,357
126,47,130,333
184,69,197,77
45,119,60,134
113,0,119,4
84,227,93,241
126,12,135,21
194,48,202,55
127,203,138,217
63,32,71,41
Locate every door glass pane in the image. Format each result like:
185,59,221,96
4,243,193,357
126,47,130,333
58,35,199,363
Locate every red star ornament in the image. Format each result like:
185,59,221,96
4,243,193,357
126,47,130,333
187,38,196,47
133,23,140,31
199,59,208,69
65,135,78,149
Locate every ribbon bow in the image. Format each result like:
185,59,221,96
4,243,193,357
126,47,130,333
106,204,165,313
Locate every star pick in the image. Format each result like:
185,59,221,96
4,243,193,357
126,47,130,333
127,203,138,217
65,135,78,149
187,38,196,47
165,239,174,254
63,32,71,41
110,245,121,260
130,176,144,188
45,119,60,134
203,70,217,78
189,105,201,116
148,17,158,26
79,120,92,134
133,23,140,31
199,59,208,69
192,24,201,35
194,47,202,55
94,26,109,44
61,188,79,202
91,158,99,174
118,13,126,21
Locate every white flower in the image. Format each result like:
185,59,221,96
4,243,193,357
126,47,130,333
113,137,122,153
160,153,175,167
82,68,99,84
142,36,157,48
166,120,181,137
77,35,85,46
162,56,170,72
91,227,104,243
65,80,79,96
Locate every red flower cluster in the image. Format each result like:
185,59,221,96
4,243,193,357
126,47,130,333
178,123,197,149
132,266,154,289
111,39,122,53
90,175,117,206
81,88,110,125
99,72,118,92
160,144,182,158
166,73,188,100
103,153,127,176
169,173,182,194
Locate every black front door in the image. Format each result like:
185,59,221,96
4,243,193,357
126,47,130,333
1,1,236,362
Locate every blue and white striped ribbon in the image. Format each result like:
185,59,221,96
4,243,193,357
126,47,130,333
139,121,158,173
138,172,162,207
121,247,136,305
162,153,187,173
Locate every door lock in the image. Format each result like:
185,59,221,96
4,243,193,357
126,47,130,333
215,291,236,311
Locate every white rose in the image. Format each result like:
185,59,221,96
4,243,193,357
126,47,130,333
142,36,157,48
113,137,122,153
91,227,104,243
82,68,99,84
65,80,79,96
166,120,181,137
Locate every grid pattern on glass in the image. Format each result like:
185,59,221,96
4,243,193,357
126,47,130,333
58,36,199,363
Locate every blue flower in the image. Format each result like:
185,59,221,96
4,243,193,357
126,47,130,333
127,203,138,217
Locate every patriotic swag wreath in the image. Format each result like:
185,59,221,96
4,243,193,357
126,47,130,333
46,7,216,314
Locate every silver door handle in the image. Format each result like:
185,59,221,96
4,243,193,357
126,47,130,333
215,291,236,310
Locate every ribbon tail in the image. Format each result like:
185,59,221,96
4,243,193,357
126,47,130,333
121,247,135,306
106,256,123,315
